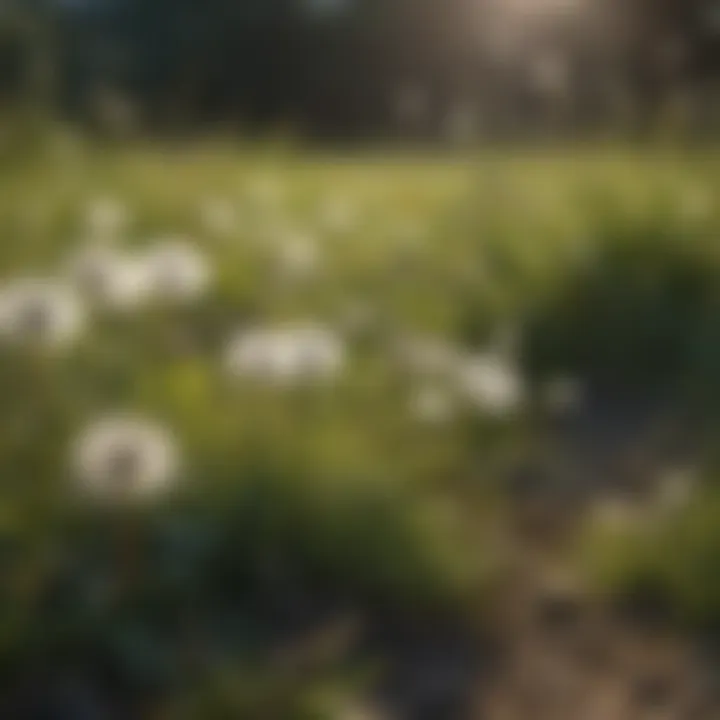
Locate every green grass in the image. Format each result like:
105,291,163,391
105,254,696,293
2,138,720,713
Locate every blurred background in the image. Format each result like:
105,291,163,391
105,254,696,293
0,1,720,720
2,0,720,142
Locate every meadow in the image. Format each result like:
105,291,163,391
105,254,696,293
1,138,720,717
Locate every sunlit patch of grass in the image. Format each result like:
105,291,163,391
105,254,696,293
2,140,720,710
580,486,720,632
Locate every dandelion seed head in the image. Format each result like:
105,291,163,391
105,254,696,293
143,237,213,303
65,243,153,312
457,353,524,416
225,323,345,386
72,415,180,503
0,278,86,350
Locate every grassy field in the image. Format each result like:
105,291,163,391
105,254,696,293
1,140,720,717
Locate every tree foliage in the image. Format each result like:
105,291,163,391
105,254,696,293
0,0,718,138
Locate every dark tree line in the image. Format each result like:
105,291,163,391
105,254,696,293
1,0,720,139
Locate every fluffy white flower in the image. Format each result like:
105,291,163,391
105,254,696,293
84,197,128,239
65,243,153,312
142,237,213,303
72,415,180,502
0,278,86,349
456,353,524,416
225,323,345,386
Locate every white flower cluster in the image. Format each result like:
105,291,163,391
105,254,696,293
455,352,524,417
65,243,152,312
68,234,213,310
8,182,591,515
72,414,180,503
142,236,214,304
0,202,214,352
0,278,86,350
225,323,346,386
396,332,538,420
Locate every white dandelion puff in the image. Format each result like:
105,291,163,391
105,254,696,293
72,415,180,503
64,243,153,312
0,278,87,350
84,197,129,239
142,237,213,303
456,352,524,417
225,323,345,386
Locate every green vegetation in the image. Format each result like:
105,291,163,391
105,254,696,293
2,141,720,714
